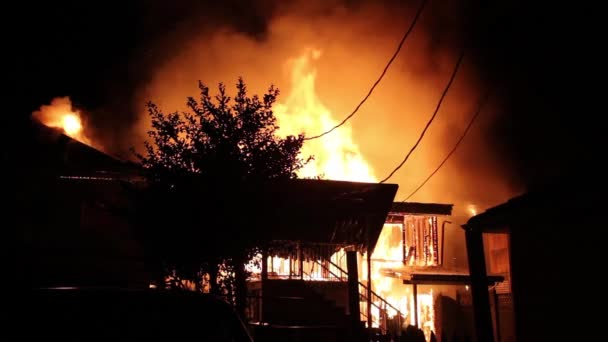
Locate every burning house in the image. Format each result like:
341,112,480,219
20,118,508,342
462,185,600,342
247,198,505,341
22,54,513,341
18,120,147,288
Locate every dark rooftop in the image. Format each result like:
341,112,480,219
21,120,139,178
402,273,504,285
390,202,453,216
463,182,601,233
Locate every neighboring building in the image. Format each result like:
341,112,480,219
17,121,147,288
249,200,501,342
463,185,599,342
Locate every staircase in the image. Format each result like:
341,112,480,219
262,279,349,326
252,279,355,341
309,258,405,340
252,259,405,341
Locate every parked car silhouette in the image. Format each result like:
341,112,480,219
19,287,253,341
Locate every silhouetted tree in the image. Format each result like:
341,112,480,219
130,78,310,318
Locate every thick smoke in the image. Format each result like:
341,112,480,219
124,0,520,217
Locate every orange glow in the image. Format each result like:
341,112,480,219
132,5,519,338
32,96,94,147
417,290,436,341
274,49,376,182
251,221,438,338
127,1,517,210
467,204,478,217
62,113,83,135
360,221,436,337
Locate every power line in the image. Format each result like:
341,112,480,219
401,88,492,202
379,50,465,184
304,0,430,141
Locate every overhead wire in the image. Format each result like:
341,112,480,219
379,50,465,183
303,0,430,141
401,88,493,202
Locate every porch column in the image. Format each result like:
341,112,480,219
366,220,372,329
261,247,268,281
413,283,418,327
261,247,268,324
297,241,303,280
465,228,494,342
346,251,361,325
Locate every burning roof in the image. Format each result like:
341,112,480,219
25,119,140,180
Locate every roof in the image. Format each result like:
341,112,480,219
241,179,399,248
390,202,453,216
21,120,140,179
23,121,399,251
463,183,601,233
402,273,504,285
136,177,398,252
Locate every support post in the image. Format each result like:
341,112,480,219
261,247,268,324
346,251,361,325
413,283,418,327
441,220,451,266
289,248,292,279
493,287,501,342
465,228,494,342
297,241,303,280
366,222,372,329
261,248,268,281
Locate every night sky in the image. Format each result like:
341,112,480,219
7,0,601,192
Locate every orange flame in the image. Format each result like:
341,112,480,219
61,113,83,136
251,49,435,338
274,49,376,182
467,204,478,217
32,97,92,146
359,221,436,338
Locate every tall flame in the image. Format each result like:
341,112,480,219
260,50,435,339
274,49,376,182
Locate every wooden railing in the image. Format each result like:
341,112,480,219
311,258,404,337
